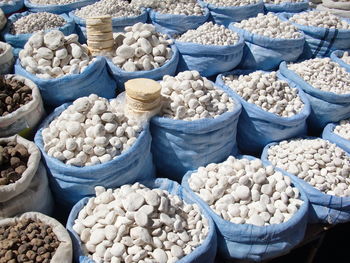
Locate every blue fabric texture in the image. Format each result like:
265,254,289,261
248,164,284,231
262,141,350,224
106,44,179,90
264,0,309,13
0,0,23,14
66,178,217,263
174,34,244,77
279,12,350,59
331,50,350,71
34,103,156,208
215,70,311,155
69,10,148,43
280,61,350,134
322,122,350,154
150,91,242,182
198,0,264,27
182,155,309,261
14,56,116,107
149,7,210,36
24,0,97,14
229,23,305,70
2,12,75,55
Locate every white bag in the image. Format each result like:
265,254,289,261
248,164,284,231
0,42,14,75
0,162,54,218
0,135,41,202
0,74,45,137
0,212,73,263
317,4,350,18
0,8,6,31
323,0,350,10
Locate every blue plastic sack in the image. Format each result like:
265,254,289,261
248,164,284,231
262,140,350,224
279,12,350,59
0,0,23,15
24,0,97,14
264,0,309,13
322,122,350,154
198,0,264,27
34,103,156,208
331,50,350,71
2,12,75,56
149,7,210,36
66,178,217,263
280,61,350,134
229,22,305,70
107,44,179,90
150,91,242,182
215,70,311,155
174,34,244,77
14,56,116,107
182,155,309,261
69,9,148,43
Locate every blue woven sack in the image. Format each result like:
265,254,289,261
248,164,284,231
198,0,264,27
262,140,350,224
69,9,148,43
264,0,309,13
2,12,75,56
182,155,309,261
279,12,350,59
331,50,350,71
322,122,350,154
24,0,97,14
34,103,156,208
149,7,210,36
174,33,244,77
280,61,350,134
0,0,23,14
14,56,116,107
215,70,311,155
66,178,217,263
150,91,242,182
229,22,305,70
106,44,179,90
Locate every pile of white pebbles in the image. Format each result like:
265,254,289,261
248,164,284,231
223,71,304,117
19,30,93,79
288,58,350,94
290,11,350,29
189,156,303,226
234,13,302,39
10,12,66,35
42,94,143,167
0,0,19,6
176,22,240,46
333,119,350,140
112,23,173,72
341,51,350,65
203,0,259,7
28,0,80,5
160,71,235,121
152,0,204,16
73,183,209,263
267,138,350,197
74,0,142,19
264,0,305,3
